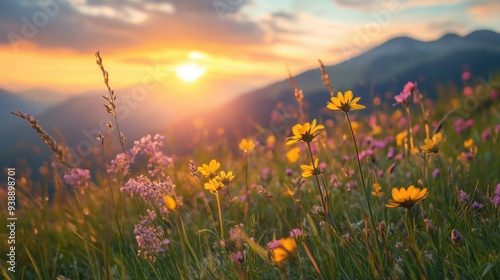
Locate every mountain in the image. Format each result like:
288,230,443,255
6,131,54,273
0,88,53,132
165,30,500,152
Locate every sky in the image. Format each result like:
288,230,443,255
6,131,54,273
1,0,499,106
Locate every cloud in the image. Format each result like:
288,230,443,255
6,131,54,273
0,0,265,55
468,1,500,19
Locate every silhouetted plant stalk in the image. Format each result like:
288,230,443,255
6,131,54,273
95,51,126,153
11,110,68,167
287,65,305,123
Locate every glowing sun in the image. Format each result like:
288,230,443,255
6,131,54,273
176,63,206,83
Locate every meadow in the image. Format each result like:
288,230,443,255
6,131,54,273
1,54,499,280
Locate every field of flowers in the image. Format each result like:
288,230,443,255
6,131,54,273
1,56,499,279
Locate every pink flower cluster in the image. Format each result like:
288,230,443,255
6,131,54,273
133,209,170,261
107,134,173,180
63,168,91,193
121,175,176,214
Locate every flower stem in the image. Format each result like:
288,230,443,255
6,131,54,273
306,142,329,221
345,113,377,234
216,193,224,240
405,106,415,152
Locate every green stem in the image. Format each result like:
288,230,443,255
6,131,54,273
306,142,329,220
345,113,377,236
216,194,224,240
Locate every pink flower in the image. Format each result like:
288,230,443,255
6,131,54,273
463,86,473,96
393,91,411,106
267,240,280,249
63,168,91,193
290,228,303,238
461,71,470,81
403,81,415,94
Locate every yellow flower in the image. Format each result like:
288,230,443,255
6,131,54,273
300,158,321,178
266,135,276,148
163,195,178,210
385,185,428,209
420,133,443,154
286,147,301,163
327,90,366,112
197,159,220,178
371,183,384,198
239,138,255,153
395,131,407,146
216,170,235,185
463,138,474,149
271,237,297,263
286,119,324,145
204,178,223,194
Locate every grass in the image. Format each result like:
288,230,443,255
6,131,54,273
1,60,499,279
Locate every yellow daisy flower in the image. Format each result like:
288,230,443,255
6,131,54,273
371,183,384,198
385,185,428,209
163,195,178,210
327,90,366,113
300,159,321,178
197,159,221,178
204,178,223,194
239,138,255,153
216,170,235,185
286,119,324,145
463,138,474,149
271,237,297,263
286,147,301,163
420,133,443,154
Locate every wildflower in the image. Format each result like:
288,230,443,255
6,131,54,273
286,119,324,145
216,170,235,186
386,185,428,209
482,127,492,141
134,210,170,261
239,138,255,153
132,134,173,179
459,190,469,202
461,71,470,81
420,133,443,154
463,138,474,149
371,183,384,198
197,159,221,179
471,201,483,210
395,131,407,146
327,90,366,112
267,240,280,249
121,175,176,213
451,229,462,244
463,86,473,96
189,160,200,178
204,178,223,194
266,135,276,148
63,168,91,193
491,184,500,208
432,168,440,178
289,228,303,238
300,159,321,178
271,237,297,263
163,195,178,211
393,91,411,106
403,81,416,94
286,147,301,163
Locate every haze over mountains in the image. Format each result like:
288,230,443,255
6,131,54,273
1,30,500,167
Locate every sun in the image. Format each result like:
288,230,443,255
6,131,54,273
176,63,206,83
